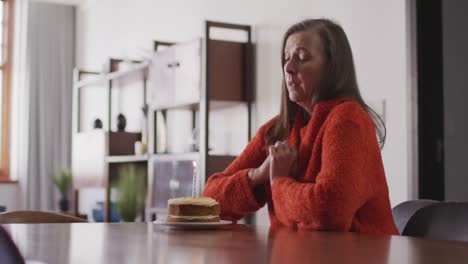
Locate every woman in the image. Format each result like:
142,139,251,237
203,18,398,235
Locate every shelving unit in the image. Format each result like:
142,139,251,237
105,155,149,163
145,21,253,221
74,62,149,89
71,58,149,222
71,20,254,223
149,152,199,161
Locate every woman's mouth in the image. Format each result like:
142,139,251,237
288,81,299,89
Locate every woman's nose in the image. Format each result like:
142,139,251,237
284,60,296,74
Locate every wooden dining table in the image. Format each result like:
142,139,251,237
2,222,468,264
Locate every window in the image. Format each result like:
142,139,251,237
0,0,13,182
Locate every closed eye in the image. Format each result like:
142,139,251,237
298,52,311,61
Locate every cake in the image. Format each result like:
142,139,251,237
167,197,220,222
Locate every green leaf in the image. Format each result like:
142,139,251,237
115,164,147,222
52,170,72,198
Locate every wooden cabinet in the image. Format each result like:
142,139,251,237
72,131,142,189
148,37,251,109
148,40,201,108
148,48,174,107
208,40,247,101
174,40,202,104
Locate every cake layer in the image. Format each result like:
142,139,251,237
168,204,220,216
168,197,218,207
167,215,220,223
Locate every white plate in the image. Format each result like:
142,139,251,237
153,220,232,230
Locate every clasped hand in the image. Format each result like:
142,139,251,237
248,141,298,187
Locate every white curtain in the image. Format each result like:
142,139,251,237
10,0,30,209
10,1,76,210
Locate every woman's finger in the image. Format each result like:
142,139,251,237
273,141,283,154
269,145,277,156
281,146,289,154
282,141,293,154
275,141,282,148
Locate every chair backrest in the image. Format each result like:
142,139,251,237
402,202,468,242
0,225,25,264
392,199,439,234
0,211,87,224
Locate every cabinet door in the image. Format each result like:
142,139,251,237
148,47,175,107
173,39,201,105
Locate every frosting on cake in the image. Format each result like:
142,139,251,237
168,197,218,207
168,215,218,220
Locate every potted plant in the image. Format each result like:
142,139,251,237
115,164,147,222
52,170,72,212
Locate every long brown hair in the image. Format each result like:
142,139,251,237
267,18,386,148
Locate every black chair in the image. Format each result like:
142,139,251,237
392,199,438,234
402,202,468,242
0,225,25,264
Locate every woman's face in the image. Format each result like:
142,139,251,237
283,30,326,112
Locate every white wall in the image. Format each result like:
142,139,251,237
74,0,414,222
0,185,21,211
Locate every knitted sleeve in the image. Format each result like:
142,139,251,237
202,119,275,221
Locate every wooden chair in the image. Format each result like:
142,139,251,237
0,225,25,263
0,211,87,224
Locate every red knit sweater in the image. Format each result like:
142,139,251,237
203,98,399,235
